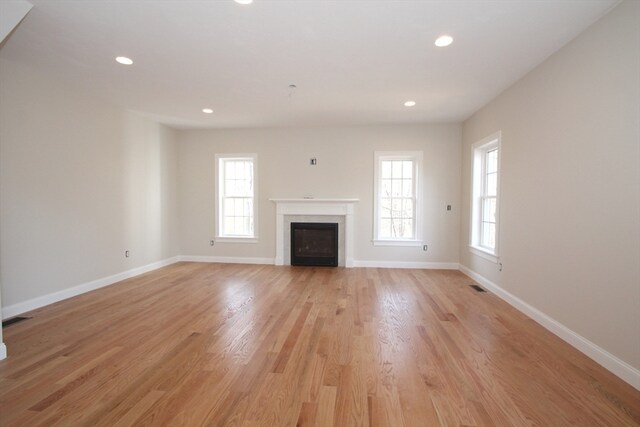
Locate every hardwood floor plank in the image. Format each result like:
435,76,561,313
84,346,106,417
0,262,637,426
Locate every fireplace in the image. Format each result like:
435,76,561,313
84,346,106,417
291,222,338,267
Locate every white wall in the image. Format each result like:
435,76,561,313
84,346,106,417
178,124,461,265
460,0,640,372
0,58,180,310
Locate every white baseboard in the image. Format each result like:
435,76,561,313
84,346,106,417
458,264,640,391
179,255,275,265
353,260,459,269
0,343,6,360
1,256,181,320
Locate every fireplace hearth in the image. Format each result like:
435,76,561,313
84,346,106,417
291,222,338,267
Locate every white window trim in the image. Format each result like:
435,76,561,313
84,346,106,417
469,132,501,263
373,150,423,246
215,153,258,243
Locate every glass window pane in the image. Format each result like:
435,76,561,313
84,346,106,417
481,222,492,247
483,198,496,223
224,199,234,216
391,199,402,218
225,180,235,196
487,172,497,197
391,218,403,238
224,217,234,235
245,198,253,217
381,179,392,196
392,161,402,178
381,160,392,179
380,198,392,218
488,223,496,248
402,179,412,197
226,161,236,179
402,219,414,239
234,198,243,216
402,161,413,178
380,218,392,238
402,199,414,219
391,180,402,196
486,149,498,173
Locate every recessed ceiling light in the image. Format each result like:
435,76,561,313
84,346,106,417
202,108,214,114
404,101,416,107
234,0,253,4
435,35,453,47
115,56,133,65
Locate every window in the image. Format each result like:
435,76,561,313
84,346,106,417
216,154,257,241
470,133,500,261
373,151,422,245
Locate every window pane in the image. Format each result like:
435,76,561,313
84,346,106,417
224,199,234,216
227,161,237,179
481,222,492,247
486,149,498,174
402,199,414,219
244,198,253,218
402,179,412,197
391,218,403,238
381,179,392,197
233,198,242,216
391,199,402,218
224,216,234,235
488,223,496,248
487,172,497,197
402,219,414,239
402,161,413,178
483,198,496,223
380,218,392,238
380,198,392,218
392,161,402,178
391,180,402,197
381,161,392,179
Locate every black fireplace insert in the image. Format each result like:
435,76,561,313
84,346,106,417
291,222,338,267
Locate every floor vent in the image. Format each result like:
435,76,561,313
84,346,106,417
470,284,486,293
2,316,31,327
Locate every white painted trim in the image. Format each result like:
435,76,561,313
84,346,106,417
214,238,259,244
468,245,498,263
179,255,274,265
271,199,359,268
372,240,423,247
2,256,181,320
458,264,640,391
353,260,459,269
0,343,6,360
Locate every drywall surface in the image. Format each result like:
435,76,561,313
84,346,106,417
0,58,180,308
461,0,640,370
178,124,461,265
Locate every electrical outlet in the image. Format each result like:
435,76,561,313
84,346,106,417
447,205,452,211
210,240,215,246
423,245,428,251
499,262,503,272
125,250,130,258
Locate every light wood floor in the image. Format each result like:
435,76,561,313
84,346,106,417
0,263,638,426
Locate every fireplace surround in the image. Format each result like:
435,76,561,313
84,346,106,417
270,199,359,267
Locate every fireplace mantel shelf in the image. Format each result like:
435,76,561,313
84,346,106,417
269,198,359,203
270,198,359,267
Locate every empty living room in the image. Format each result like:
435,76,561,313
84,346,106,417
0,0,638,425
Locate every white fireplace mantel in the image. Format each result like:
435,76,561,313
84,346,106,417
270,198,359,267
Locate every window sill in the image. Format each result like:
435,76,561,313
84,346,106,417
215,237,258,244
468,245,498,263
373,239,423,247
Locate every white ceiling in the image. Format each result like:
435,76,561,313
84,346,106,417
0,0,619,129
